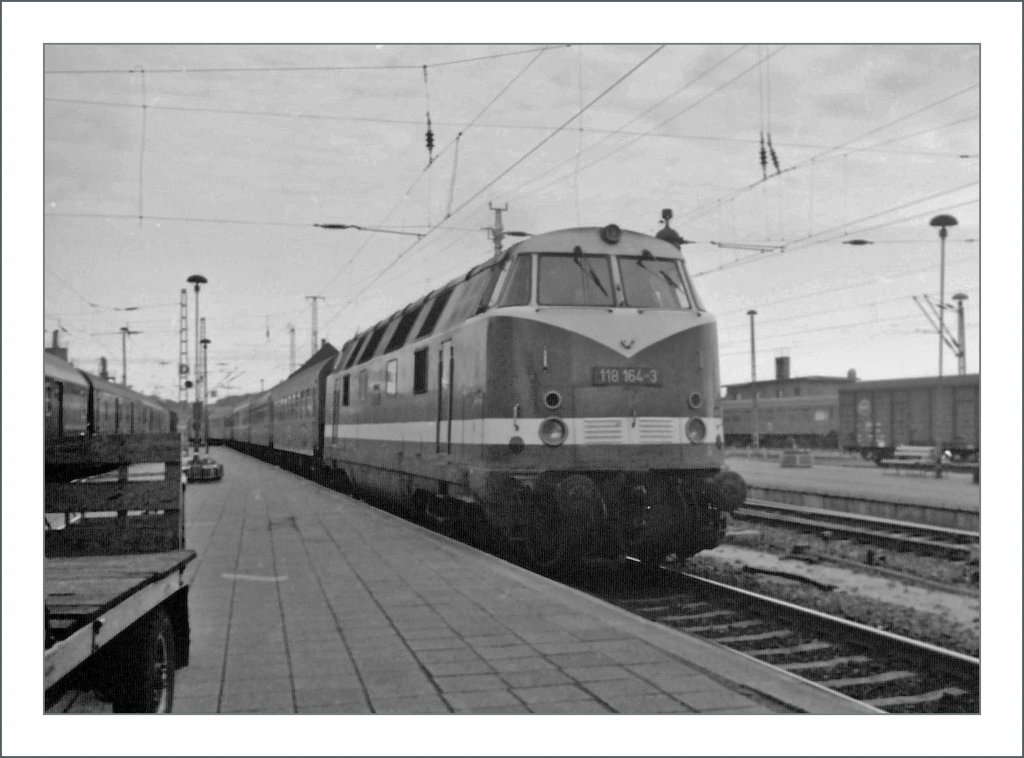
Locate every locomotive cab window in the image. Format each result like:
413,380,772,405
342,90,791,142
538,253,615,307
498,254,533,306
618,256,691,309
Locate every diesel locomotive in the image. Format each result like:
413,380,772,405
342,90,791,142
226,218,747,572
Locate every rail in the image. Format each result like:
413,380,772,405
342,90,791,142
733,498,979,559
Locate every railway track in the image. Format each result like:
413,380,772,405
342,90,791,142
589,564,979,714
733,498,980,560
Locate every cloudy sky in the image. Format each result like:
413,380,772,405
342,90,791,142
39,40,984,399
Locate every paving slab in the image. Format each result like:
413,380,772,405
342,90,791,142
176,447,876,715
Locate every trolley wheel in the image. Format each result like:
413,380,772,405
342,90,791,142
112,608,176,713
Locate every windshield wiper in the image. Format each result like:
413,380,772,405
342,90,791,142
572,249,609,299
659,269,686,296
637,253,686,302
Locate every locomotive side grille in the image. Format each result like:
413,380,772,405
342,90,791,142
581,418,626,444
636,417,678,443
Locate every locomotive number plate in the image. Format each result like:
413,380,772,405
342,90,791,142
592,367,661,386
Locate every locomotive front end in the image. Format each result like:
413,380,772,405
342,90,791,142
482,223,745,571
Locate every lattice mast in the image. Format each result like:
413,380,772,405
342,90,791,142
178,288,188,404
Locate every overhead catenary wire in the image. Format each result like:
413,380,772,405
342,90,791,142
321,45,667,331
694,191,978,278
764,46,781,176
500,45,774,204
676,82,979,226
311,47,556,304
137,67,147,224
43,44,573,75
758,46,768,181
45,95,973,160
446,132,462,220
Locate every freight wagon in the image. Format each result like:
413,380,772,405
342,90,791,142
838,373,979,462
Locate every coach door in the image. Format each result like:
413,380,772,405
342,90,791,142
436,340,453,454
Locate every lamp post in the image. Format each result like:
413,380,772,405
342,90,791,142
118,325,140,386
747,309,759,454
200,336,211,453
187,274,207,453
928,214,957,477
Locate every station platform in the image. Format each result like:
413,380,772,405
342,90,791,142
725,456,980,531
174,448,871,714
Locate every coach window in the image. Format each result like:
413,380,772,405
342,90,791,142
385,359,398,396
498,255,533,306
342,374,350,406
413,348,429,394
358,370,368,402
538,253,615,307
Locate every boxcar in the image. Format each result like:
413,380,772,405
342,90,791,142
838,374,979,461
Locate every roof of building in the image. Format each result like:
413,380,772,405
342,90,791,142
725,375,856,390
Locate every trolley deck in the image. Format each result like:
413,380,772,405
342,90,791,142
45,551,195,690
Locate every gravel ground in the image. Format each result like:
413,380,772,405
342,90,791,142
726,520,979,588
684,544,980,656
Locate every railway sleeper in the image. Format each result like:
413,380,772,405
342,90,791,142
753,641,834,658
865,687,968,709
819,670,917,689
712,628,794,644
686,619,762,634
780,655,871,672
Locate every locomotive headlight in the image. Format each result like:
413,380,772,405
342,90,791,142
685,417,707,443
539,417,568,446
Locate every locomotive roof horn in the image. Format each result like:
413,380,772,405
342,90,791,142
655,208,693,249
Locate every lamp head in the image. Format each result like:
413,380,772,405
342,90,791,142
187,274,208,290
929,214,958,228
